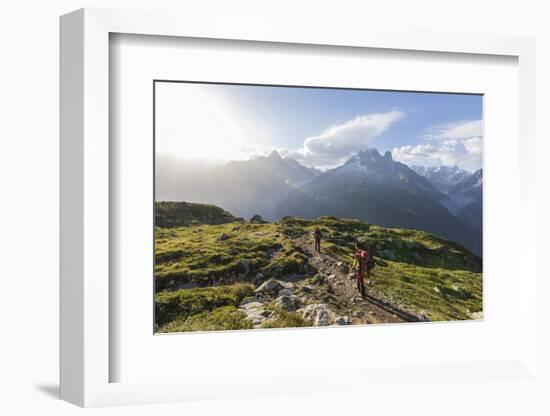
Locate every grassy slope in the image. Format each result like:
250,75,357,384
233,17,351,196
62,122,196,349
156,201,243,228
155,222,307,291
156,284,255,332
278,217,482,322
155,213,482,331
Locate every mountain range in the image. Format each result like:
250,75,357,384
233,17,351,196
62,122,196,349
412,164,482,235
156,149,482,256
156,151,318,221
411,165,472,194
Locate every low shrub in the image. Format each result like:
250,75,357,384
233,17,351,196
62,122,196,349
155,283,254,326
160,306,253,332
261,306,309,329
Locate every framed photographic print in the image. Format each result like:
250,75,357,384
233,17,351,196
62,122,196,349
153,81,484,334
60,8,538,408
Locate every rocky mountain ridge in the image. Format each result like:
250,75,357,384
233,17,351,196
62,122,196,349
156,147,483,255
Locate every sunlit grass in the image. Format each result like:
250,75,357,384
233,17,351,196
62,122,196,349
155,206,482,331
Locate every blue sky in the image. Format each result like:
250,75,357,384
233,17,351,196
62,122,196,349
155,82,483,171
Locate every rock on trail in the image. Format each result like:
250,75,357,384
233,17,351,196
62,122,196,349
303,304,335,326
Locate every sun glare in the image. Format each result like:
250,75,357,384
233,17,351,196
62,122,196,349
156,83,253,161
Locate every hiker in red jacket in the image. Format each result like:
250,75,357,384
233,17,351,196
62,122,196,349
352,242,374,297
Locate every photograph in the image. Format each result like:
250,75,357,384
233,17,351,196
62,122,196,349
1,0,544,412
154,81,483,333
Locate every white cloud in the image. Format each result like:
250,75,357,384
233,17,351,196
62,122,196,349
393,136,482,171
425,119,483,140
463,136,482,155
392,144,439,166
393,119,483,171
284,111,404,169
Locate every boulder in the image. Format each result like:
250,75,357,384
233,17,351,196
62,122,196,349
240,296,261,306
302,303,335,326
254,278,283,295
279,288,294,297
279,281,295,289
239,300,271,326
274,294,299,312
254,272,264,281
218,233,230,241
250,214,267,224
470,311,483,320
240,301,264,312
260,310,273,318
334,316,349,325
418,310,430,321
301,286,313,293
246,312,267,326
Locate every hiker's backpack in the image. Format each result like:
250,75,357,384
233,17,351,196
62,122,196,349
359,250,376,271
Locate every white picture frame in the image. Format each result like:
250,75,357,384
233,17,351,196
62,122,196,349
60,8,538,408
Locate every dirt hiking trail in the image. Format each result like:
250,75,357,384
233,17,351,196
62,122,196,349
295,234,423,325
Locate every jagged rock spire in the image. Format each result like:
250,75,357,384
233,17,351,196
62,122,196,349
268,150,283,161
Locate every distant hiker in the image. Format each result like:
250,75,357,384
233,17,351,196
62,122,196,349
352,242,375,297
313,227,322,253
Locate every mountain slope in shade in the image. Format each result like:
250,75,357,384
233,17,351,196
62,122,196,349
252,150,320,186
447,168,483,207
155,151,316,221
457,199,482,230
450,169,483,254
276,148,481,255
414,165,483,239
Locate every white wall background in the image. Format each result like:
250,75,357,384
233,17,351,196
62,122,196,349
0,0,548,415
